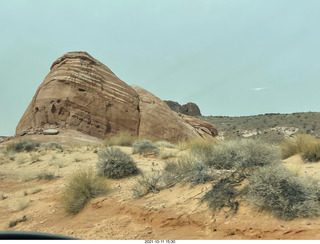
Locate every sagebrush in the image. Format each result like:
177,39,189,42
97,147,140,179
132,140,159,156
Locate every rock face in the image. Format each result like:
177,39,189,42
181,115,218,139
16,51,140,139
164,100,202,116
16,51,217,142
131,86,200,142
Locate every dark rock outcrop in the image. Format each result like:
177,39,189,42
164,100,202,116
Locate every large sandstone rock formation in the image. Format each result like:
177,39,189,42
16,51,217,142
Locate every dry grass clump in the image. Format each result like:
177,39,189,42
177,137,212,151
280,134,319,159
158,149,178,160
61,170,109,214
97,147,140,179
302,142,320,162
10,199,30,212
246,163,320,220
132,140,159,156
103,131,136,147
154,141,176,149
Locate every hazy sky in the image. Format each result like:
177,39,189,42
1,0,320,136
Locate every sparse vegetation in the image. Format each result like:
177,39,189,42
132,171,164,198
11,199,30,211
103,130,136,147
155,141,176,149
163,155,214,187
97,147,140,179
61,170,109,214
246,163,320,220
36,171,56,180
8,215,27,228
302,142,320,162
41,142,63,150
132,140,159,156
206,139,280,171
6,140,40,153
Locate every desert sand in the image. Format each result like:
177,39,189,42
1,132,320,240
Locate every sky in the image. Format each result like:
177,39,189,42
1,0,320,136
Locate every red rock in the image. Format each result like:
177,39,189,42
16,52,140,139
16,51,217,142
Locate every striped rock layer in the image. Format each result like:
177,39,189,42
16,52,217,142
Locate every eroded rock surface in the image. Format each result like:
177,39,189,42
131,86,200,142
16,51,217,142
16,52,140,139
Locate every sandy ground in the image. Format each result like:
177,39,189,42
1,133,320,240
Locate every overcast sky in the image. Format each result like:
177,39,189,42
1,0,320,136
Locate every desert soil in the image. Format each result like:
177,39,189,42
1,133,320,240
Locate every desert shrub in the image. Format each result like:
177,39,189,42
61,170,109,214
41,142,63,150
246,163,320,220
302,142,320,162
206,139,280,171
189,139,216,164
155,141,177,149
163,155,214,187
132,171,164,198
132,140,159,156
103,131,135,146
8,215,27,228
280,134,318,159
202,176,242,216
6,141,40,153
37,171,56,180
97,147,140,179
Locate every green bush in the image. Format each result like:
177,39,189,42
97,147,140,179
61,170,109,214
6,140,40,153
132,140,159,156
206,139,280,170
246,163,320,220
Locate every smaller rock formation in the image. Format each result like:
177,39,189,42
180,102,202,116
164,100,202,116
181,115,218,139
